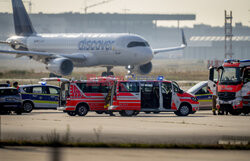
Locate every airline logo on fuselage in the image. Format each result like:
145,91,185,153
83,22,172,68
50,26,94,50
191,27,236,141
78,39,115,51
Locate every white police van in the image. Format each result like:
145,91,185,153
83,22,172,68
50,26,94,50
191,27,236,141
19,84,60,113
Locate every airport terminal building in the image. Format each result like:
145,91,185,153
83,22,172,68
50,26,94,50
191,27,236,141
184,35,250,60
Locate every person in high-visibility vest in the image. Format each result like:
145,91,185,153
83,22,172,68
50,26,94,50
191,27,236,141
212,95,217,115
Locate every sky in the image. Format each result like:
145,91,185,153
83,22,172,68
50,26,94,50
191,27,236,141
0,0,250,27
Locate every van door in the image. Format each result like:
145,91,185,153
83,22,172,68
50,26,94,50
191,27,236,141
195,84,212,109
47,86,60,108
208,66,219,95
31,86,50,108
60,82,70,107
171,81,182,110
242,67,250,107
161,82,172,109
105,80,117,108
141,82,160,109
117,81,141,111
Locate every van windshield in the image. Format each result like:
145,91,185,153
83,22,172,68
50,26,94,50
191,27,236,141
219,67,241,85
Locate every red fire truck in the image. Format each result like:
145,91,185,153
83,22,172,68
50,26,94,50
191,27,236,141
208,59,250,115
42,77,199,116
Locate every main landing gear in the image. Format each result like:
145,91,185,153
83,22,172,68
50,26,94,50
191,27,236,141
126,65,134,75
101,66,114,77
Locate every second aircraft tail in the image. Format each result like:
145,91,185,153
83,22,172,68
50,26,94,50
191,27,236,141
12,0,36,36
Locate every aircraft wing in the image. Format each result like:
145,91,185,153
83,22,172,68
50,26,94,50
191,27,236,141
153,29,187,54
0,49,87,61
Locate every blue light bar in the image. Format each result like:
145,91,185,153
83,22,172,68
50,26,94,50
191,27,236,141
41,82,47,86
240,60,250,63
157,76,164,81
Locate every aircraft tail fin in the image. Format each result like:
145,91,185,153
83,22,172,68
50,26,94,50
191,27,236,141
181,29,187,46
12,0,36,36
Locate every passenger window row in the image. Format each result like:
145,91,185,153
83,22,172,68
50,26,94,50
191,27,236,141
22,86,59,95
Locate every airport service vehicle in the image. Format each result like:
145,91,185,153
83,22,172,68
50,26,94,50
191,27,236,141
187,81,212,110
19,84,60,113
208,59,250,115
0,87,22,115
0,0,186,77
0,84,9,87
43,77,199,116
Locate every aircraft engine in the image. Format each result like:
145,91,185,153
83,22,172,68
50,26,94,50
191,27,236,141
47,58,74,76
135,62,153,75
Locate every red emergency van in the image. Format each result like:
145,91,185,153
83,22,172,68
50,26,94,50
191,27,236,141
43,77,199,116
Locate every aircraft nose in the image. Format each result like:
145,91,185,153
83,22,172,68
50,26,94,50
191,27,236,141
145,48,154,60
136,48,153,63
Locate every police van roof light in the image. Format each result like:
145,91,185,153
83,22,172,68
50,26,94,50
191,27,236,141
39,81,47,86
157,76,164,81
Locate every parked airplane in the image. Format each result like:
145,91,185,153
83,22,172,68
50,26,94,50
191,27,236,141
0,0,186,77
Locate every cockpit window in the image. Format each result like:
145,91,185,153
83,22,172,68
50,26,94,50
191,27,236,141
127,41,149,48
145,41,150,46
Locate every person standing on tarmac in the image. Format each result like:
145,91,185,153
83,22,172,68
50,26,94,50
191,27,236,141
210,75,219,115
6,81,11,87
212,95,217,115
13,81,19,90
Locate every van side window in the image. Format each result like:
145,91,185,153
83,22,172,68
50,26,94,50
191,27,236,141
89,83,100,93
77,83,87,92
119,82,139,92
23,87,32,93
196,86,210,95
100,83,109,93
77,82,109,93
32,87,43,94
141,82,153,93
162,82,172,94
173,84,179,93
49,87,59,95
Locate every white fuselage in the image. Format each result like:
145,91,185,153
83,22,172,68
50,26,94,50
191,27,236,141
8,33,154,67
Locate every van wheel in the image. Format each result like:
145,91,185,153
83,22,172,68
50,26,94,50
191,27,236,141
229,109,242,115
175,104,190,116
16,109,22,115
77,104,88,116
67,111,76,116
134,111,140,116
119,110,134,117
23,102,33,113
96,111,104,114
190,111,196,114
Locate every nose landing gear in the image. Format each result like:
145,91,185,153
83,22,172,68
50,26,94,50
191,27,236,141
101,66,114,77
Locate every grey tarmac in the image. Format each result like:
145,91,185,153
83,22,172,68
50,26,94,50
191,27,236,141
1,110,250,144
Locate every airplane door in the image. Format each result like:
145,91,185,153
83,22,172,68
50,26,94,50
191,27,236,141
117,81,141,111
